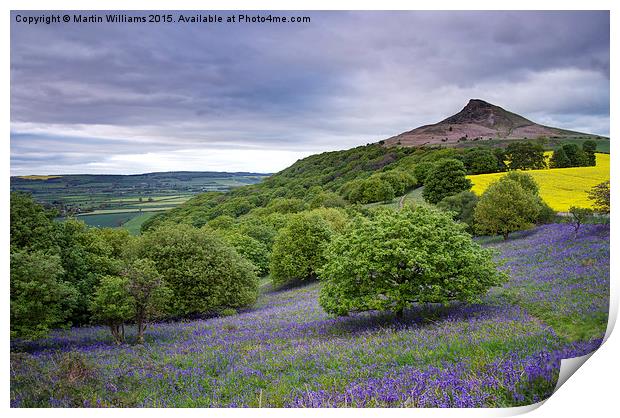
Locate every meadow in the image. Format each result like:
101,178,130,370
468,153,610,212
10,223,608,407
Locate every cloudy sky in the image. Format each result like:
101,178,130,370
10,10,609,175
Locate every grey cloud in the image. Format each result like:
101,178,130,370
10,10,609,175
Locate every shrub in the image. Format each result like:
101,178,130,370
219,308,237,317
319,206,506,317
341,176,396,204
422,159,472,204
362,177,395,203
270,211,333,288
536,199,557,224
136,224,258,316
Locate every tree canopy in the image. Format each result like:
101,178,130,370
474,178,541,239
422,159,472,204
506,142,547,170
270,211,334,288
319,206,506,317
136,223,258,316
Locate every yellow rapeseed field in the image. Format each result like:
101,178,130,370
467,153,610,212
17,175,62,180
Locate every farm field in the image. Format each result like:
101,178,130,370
468,153,610,212
11,172,269,233
120,213,161,235
10,223,608,407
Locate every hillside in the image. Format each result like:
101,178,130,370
11,223,609,407
384,99,603,147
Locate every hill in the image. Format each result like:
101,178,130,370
384,99,604,147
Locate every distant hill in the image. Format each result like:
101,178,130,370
384,99,604,147
10,171,271,220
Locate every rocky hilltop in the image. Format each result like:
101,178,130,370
385,99,597,147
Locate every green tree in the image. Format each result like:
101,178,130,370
235,214,282,248
270,211,333,288
10,250,78,340
463,148,499,174
55,220,125,325
436,191,479,232
506,142,547,170
378,171,417,195
502,171,539,195
474,179,541,239
90,275,133,344
308,190,347,209
136,224,258,316
217,230,270,276
422,159,472,204
319,206,506,317
587,180,610,213
10,192,59,252
413,162,436,185
549,147,571,168
582,140,597,166
362,177,395,203
123,259,172,344
493,148,508,172
562,143,588,167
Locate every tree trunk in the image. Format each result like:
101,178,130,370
109,323,124,345
395,307,404,319
503,231,509,240
137,318,145,345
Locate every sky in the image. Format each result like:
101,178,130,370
10,10,610,175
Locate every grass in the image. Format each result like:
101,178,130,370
75,212,144,228
364,186,429,210
468,153,609,212
121,212,160,235
84,207,173,215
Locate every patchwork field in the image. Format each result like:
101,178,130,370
10,223,608,407
468,153,610,212
11,172,269,234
